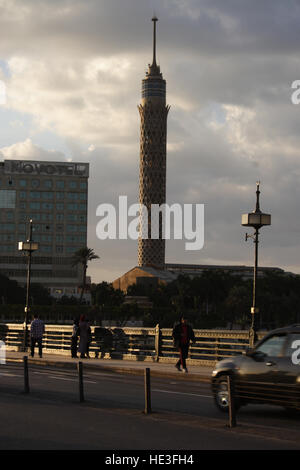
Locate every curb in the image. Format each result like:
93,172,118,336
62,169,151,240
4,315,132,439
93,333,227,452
6,357,212,383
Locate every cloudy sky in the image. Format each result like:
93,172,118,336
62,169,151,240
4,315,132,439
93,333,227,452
1,0,300,282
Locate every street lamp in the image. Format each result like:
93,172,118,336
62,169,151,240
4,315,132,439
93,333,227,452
18,219,39,352
241,182,271,348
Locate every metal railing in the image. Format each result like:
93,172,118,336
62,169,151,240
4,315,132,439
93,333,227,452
0,323,267,365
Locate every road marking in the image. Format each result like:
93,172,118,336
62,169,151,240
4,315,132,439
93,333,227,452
48,375,97,384
153,389,212,399
0,372,22,377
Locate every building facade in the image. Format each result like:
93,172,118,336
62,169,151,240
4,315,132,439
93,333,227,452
138,17,170,269
0,159,89,300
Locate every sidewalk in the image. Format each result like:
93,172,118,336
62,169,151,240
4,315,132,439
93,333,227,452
6,351,213,383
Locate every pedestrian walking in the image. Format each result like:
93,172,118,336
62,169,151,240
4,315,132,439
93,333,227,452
30,314,45,358
78,314,90,359
71,318,79,358
172,315,195,373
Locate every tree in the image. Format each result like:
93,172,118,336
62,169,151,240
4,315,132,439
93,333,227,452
91,282,125,307
72,247,99,303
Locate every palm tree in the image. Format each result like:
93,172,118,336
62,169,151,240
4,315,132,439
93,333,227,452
72,247,99,303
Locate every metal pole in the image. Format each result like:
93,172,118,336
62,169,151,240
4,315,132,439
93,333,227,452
144,367,152,414
249,228,259,348
227,375,236,428
78,361,84,402
23,356,29,394
155,324,161,362
23,221,33,352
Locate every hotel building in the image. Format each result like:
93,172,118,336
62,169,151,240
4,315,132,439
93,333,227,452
0,159,89,300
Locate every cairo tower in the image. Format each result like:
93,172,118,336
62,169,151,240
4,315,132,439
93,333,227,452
138,17,170,269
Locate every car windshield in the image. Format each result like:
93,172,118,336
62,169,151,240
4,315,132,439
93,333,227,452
255,334,286,357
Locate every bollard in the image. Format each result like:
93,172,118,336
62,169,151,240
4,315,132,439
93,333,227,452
23,356,29,394
144,367,152,414
78,361,84,403
227,375,237,428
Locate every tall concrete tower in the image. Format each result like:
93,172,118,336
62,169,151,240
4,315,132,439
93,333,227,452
138,17,170,269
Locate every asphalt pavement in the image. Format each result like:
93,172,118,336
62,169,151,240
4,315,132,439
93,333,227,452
2,351,300,451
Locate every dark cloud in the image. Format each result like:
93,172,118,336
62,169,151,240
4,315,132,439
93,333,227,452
1,0,300,281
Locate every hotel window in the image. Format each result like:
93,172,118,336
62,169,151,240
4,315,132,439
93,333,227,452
41,234,52,242
43,180,52,189
80,182,87,189
42,202,53,210
30,202,40,210
66,246,80,253
42,214,53,221
56,192,64,200
42,192,53,200
67,225,77,232
69,181,77,189
56,181,65,189
0,190,16,208
40,245,52,253
29,214,41,221
30,191,40,199
56,214,64,222
67,192,78,200
31,179,40,188
19,191,26,199
1,224,15,231
66,235,77,242
56,203,64,211
19,180,27,188
67,203,78,210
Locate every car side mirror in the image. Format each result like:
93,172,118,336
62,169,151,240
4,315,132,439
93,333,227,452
251,350,266,361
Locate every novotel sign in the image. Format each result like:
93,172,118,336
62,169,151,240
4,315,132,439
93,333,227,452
4,160,89,177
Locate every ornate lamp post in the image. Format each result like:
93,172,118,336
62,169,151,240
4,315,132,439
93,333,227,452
241,182,271,348
18,219,39,352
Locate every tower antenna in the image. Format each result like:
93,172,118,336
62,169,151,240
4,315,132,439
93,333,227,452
152,16,158,67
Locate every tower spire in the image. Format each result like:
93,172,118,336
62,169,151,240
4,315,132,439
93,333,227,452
152,16,158,67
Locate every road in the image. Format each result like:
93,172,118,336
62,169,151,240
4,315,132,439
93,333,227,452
0,362,300,450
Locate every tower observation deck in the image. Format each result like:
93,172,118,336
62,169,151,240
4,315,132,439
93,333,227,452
138,17,170,269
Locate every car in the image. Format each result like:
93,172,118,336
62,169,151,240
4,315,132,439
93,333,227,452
211,324,300,412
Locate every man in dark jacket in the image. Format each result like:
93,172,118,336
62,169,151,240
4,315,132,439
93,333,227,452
172,315,195,373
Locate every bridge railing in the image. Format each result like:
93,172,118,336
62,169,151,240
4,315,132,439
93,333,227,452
0,323,266,365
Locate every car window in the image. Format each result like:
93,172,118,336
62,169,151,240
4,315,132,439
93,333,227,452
285,333,300,361
255,334,287,357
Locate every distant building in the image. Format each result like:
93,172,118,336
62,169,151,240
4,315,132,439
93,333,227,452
112,264,285,293
0,159,90,302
